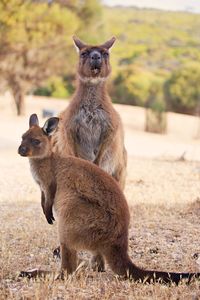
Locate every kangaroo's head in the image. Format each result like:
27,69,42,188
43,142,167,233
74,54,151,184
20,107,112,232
73,36,116,83
18,114,59,159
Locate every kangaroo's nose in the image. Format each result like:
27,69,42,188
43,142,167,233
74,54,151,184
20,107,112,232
18,145,28,156
91,51,101,61
90,51,102,68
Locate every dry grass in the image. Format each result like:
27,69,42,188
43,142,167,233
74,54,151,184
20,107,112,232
0,95,200,299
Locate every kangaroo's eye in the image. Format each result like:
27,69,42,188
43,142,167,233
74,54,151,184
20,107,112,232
80,51,88,58
103,52,109,58
31,139,41,146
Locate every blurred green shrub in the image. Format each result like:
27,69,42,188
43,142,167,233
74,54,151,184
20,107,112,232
34,76,70,99
112,66,151,106
112,66,162,107
165,62,200,114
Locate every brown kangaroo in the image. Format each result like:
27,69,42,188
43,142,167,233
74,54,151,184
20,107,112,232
53,36,127,190
18,115,200,285
18,114,59,224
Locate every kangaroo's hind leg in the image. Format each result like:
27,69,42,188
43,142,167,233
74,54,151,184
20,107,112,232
60,243,77,278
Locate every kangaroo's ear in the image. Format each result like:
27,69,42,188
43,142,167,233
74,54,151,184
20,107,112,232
73,36,86,51
43,117,59,136
29,114,39,128
100,37,116,50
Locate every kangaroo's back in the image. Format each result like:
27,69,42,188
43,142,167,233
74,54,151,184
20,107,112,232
53,155,129,256
54,156,129,224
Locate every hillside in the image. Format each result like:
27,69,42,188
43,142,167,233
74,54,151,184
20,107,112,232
105,6,200,73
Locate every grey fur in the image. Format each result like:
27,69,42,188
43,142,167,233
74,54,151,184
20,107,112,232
70,85,112,162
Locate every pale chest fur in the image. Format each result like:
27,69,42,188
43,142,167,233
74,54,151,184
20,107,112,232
29,158,52,191
70,100,112,162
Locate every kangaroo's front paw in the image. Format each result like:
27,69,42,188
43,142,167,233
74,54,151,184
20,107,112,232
45,206,55,225
46,214,55,225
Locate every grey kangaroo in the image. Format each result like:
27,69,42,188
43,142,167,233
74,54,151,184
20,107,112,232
53,36,127,190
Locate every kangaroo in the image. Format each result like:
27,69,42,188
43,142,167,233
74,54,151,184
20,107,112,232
18,114,59,224
18,115,200,285
53,36,127,190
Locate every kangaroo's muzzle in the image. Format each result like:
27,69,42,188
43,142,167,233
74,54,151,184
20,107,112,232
90,50,102,70
18,145,28,156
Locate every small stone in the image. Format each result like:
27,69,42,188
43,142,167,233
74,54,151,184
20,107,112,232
192,253,199,259
149,247,159,254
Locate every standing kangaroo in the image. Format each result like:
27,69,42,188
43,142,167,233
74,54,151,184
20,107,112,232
53,36,127,190
18,114,59,225
18,115,200,285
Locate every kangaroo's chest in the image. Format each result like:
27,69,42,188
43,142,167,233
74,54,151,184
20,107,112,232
29,159,52,190
73,104,110,143
70,103,111,161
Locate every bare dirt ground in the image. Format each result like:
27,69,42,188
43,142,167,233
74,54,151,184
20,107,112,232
0,95,200,299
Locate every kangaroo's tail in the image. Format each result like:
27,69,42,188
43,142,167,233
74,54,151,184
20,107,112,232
105,245,200,285
127,262,200,284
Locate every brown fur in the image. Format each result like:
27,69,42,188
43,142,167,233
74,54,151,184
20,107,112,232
53,37,127,190
18,114,59,224
18,115,200,285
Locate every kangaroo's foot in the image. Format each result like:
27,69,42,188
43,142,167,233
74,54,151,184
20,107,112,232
91,253,105,272
19,268,52,279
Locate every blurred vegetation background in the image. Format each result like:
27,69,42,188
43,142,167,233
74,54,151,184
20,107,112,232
0,0,200,127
